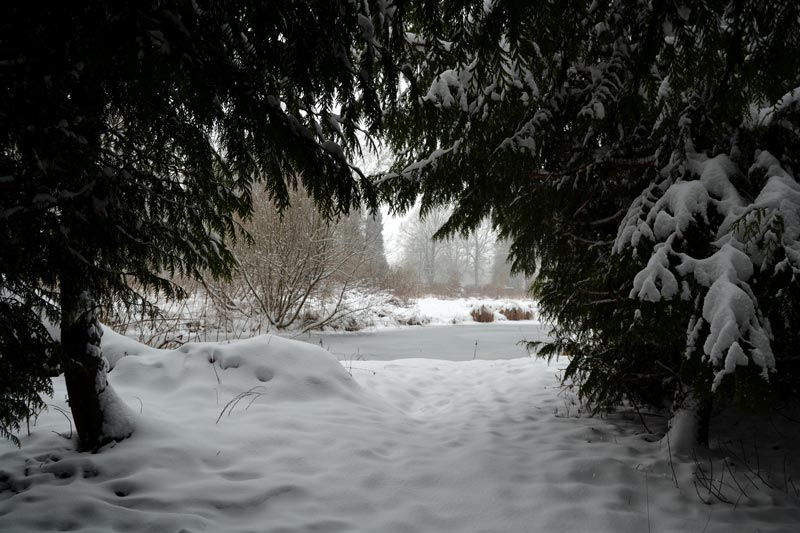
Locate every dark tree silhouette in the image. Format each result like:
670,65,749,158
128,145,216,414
1,0,401,450
381,0,800,445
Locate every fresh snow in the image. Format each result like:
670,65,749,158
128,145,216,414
2,321,799,532
393,296,538,327
745,86,800,127
306,296,538,332
616,149,792,389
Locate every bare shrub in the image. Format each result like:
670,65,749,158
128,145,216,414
100,188,391,344
381,266,420,301
99,278,212,348
470,304,494,323
499,306,534,321
398,315,430,326
343,318,362,332
233,189,384,333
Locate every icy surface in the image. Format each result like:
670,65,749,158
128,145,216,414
301,321,549,362
2,333,799,532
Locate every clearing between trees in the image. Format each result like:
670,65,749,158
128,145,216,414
1,303,799,532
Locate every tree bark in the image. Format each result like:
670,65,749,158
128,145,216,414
665,386,712,455
473,235,480,286
60,274,107,451
696,393,712,447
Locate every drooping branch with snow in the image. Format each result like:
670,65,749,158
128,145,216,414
614,92,800,392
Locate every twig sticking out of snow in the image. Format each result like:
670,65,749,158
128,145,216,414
215,387,266,424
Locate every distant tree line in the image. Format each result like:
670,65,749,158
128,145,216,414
395,205,527,295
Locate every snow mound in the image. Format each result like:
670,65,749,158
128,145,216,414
111,334,365,405
1,334,799,532
100,325,161,369
0,335,391,533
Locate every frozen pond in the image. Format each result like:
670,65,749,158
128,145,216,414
290,321,552,361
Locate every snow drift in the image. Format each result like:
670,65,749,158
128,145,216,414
1,333,798,532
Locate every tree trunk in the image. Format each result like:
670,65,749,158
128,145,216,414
61,275,106,450
696,393,712,447
473,236,480,287
60,273,134,451
664,386,712,455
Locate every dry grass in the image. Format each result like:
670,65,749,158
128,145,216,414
470,305,495,323
398,316,431,326
499,307,534,321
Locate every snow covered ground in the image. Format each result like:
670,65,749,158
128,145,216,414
370,296,538,328
2,327,799,532
111,292,537,347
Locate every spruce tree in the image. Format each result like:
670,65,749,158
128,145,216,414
381,0,800,443
1,0,400,450
364,210,390,276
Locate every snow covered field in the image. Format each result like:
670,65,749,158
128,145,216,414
111,293,537,347
1,306,799,532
